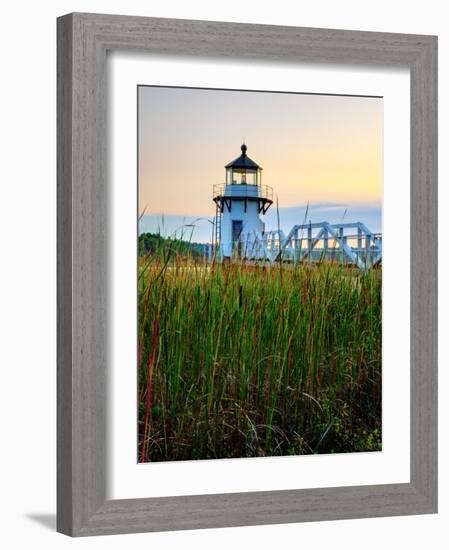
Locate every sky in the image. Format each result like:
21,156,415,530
138,86,383,240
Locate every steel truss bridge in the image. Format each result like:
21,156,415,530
210,221,382,271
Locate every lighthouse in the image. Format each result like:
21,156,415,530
213,144,273,260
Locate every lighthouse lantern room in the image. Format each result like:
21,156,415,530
213,144,273,259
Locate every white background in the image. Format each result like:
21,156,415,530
109,55,410,499
0,1,445,549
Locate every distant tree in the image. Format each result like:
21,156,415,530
138,232,207,261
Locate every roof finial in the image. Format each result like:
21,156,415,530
241,140,247,156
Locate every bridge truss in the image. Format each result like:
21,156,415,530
210,221,382,271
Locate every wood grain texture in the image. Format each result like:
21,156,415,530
57,13,74,536
57,12,438,536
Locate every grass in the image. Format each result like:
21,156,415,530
138,239,382,462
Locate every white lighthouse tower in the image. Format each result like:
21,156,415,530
213,144,273,260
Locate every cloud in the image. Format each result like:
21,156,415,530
139,202,382,244
265,203,382,233
139,214,213,242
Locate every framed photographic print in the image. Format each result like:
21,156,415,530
137,86,383,464
57,13,438,536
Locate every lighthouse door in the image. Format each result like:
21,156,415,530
232,220,243,255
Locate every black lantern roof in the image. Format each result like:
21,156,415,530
225,144,261,171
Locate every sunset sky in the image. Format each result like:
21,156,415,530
138,86,383,240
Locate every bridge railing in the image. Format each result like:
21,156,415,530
212,221,382,270
259,222,382,269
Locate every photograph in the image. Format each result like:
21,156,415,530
137,85,383,463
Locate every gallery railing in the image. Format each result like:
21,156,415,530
212,183,273,202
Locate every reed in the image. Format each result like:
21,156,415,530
138,239,382,461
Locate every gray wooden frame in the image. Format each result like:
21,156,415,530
57,12,438,537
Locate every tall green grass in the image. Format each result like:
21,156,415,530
138,240,381,462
